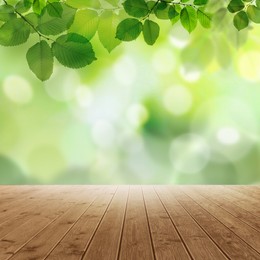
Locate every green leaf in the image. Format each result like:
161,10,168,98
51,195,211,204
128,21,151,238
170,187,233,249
52,33,96,68
180,6,197,33
33,0,46,15
37,3,76,35
66,0,100,9
197,8,211,28
116,18,142,41
15,0,32,13
247,5,260,23
154,2,169,20
0,18,30,46
26,40,54,81
123,0,149,18
106,0,120,7
98,10,121,52
194,0,208,5
0,4,16,22
233,10,249,30
142,19,159,45
46,2,63,18
168,5,179,20
227,0,244,13
69,9,99,40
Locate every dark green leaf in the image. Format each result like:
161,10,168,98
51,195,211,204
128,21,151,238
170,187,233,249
0,4,16,22
15,0,32,13
143,19,159,45
116,18,142,41
37,3,76,35
168,5,179,20
0,18,30,46
227,0,244,13
194,0,208,5
52,33,96,68
123,0,149,18
47,2,63,18
26,40,53,81
233,10,249,30
154,2,169,20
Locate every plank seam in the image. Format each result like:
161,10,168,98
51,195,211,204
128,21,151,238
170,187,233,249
193,187,260,234
167,187,231,260
116,186,130,260
141,186,156,260
80,186,119,260
180,187,260,257
42,189,102,260
153,186,194,260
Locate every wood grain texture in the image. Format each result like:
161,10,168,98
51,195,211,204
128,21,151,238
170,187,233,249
0,185,258,260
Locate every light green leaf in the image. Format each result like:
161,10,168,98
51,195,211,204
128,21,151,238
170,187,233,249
98,10,121,52
233,10,249,30
197,8,211,28
66,0,100,9
70,9,99,40
247,5,260,23
0,18,30,46
33,0,46,15
52,33,97,68
143,19,159,45
116,18,142,41
180,6,197,33
26,40,54,81
123,0,149,18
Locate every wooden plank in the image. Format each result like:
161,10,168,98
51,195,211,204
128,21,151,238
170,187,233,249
82,186,129,260
0,186,97,240
0,186,68,225
221,186,260,216
142,186,191,260
155,186,227,260
228,185,260,201
193,186,260,232
1,187,100,260
45,186,117,260
169,186,260,259
119,186,154,260
182,186,260,253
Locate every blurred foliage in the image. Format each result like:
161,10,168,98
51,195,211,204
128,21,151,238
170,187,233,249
0,0,260,184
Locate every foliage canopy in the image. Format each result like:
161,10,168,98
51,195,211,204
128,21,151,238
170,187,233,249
0,0,259,80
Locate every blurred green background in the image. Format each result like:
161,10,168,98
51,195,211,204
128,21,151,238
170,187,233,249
0,17,260,184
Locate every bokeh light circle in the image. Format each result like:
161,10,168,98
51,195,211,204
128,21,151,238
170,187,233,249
3,75,33,104
192,98,257,162
163,85,193,116
170,133,210,174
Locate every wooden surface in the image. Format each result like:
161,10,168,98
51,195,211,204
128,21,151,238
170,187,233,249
0,185,259,260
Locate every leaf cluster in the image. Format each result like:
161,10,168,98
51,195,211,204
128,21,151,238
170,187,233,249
227,0,260,30
0,0,258,81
